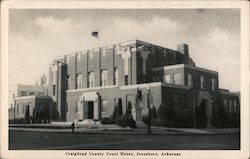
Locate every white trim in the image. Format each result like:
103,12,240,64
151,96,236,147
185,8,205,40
120,82,190,90
67,85,118,93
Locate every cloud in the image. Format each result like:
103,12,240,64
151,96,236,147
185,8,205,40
189,28,240,91
9,15,240,92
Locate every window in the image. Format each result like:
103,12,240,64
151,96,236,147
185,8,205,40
188,73,193,88
125,75,128,85
65,76,70,90
76,103,79,113
212,78,216,90
13,93,15,98
88,72,95,88
114,68,118,85
30,92,35,95
76,74,83,89
224,99,228,112
101,70,108,87
200,76,205,89
101,99,108,113
229,100,233,112
22,104,25,114
20,92,27,96
53,85,56,95
164,74,171,83
16,104,19,114
173,73,181,85
233,101,237,113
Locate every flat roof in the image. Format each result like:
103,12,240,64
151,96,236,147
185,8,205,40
151,64,218,75
54,39,181,61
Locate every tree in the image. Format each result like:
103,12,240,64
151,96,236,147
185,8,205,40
126,101,132,116
24,105,30,124
150,105,157,119
116,98,123,122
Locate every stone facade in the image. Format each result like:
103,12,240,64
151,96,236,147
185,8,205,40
47,39,240,128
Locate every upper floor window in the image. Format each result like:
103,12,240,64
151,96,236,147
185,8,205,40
187,73,193,88
114,68,118,85
163,74,171,83
76,74,83,89
229,100,233,112
125,75,128,85
173,73,181,85
88,72,95,88
224,99,228,112
233,100,237,113
20,92,27,96
101,70,108,87
200,76,205,89
66,75,70,90
53,85,56,95
212,78,216,91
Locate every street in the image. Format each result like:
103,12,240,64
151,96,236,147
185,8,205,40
9,130,240,150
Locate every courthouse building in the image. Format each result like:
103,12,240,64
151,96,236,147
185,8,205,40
48,39,240,128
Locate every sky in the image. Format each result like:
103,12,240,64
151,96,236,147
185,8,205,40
9,9,240,92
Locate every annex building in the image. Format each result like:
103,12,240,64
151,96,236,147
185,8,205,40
48,39,240,128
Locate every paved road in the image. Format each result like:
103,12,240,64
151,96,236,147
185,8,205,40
9,130,240,150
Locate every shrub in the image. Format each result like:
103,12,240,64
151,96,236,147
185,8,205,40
117,114,136,128
142,115,149,125
126,101,132,116
101,117,115,124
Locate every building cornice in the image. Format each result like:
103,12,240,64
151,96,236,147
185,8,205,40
66,85,118,93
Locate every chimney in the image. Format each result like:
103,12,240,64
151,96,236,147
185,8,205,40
177,44,189,57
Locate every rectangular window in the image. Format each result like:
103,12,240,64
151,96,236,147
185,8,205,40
22,104,25,114
76,103,79,113
114,68,118,85
88,72,95,88
173,73,181,85
212,78,216,90
188,73,193,88
101,99,108,113
30,92,35,95
229,100,232,112
53,85,56,95
16,104,19,114
76,74,83,89
200,76,205,89
20,92,27,96
65,76,70,90
101,70,108,87
224,99,228,112
233,101,237,113
163,74,171,83
125,75,128,85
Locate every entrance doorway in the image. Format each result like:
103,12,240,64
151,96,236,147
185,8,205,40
84,101,94,119
195,99,208,128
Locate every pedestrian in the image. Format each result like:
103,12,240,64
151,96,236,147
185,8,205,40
71,122,75,133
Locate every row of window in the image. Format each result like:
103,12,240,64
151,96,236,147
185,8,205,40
67,68,119,90
224,100,238,113
19,92,36,97
162,73,216,90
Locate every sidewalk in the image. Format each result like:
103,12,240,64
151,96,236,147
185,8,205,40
9,124,240,135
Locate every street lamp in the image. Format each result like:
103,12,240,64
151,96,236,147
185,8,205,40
147,86,152,134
